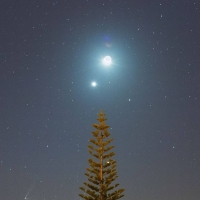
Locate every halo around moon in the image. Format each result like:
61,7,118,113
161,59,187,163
102,56,112,66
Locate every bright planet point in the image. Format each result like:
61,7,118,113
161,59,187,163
102,56,112,66
91,81,97,87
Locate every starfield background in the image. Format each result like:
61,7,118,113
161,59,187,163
1,1,200,200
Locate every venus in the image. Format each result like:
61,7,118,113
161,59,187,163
91,81,97,87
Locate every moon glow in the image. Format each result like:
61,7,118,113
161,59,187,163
102,56,112,66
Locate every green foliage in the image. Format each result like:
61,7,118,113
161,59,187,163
79,110,125,200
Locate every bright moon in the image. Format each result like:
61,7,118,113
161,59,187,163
102,56,112,66
91,81,97,87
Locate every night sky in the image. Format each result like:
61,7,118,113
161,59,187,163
1,1,200,200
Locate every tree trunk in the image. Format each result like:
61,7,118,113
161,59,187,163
100,133,103,200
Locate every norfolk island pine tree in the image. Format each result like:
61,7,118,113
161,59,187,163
79,110,125,200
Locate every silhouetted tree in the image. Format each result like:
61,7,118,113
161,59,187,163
79,110,125,200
